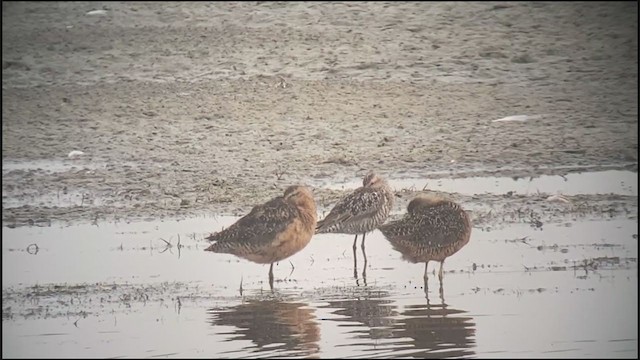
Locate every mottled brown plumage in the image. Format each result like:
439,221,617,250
379,193,472,284
316,172,394,252
205,185,317,288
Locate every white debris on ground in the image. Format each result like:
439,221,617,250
492,114,545,123
68,150,85,159
546,194,571,204
86,9,108,16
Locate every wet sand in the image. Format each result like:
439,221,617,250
2,1,638,358
2,1,638,226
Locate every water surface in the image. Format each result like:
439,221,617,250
2,215,637,358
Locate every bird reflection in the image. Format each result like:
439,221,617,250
207,297,320,357
319,288,399,341
320,287,476,358
390,294,476,358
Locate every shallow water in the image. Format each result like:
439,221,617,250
2,214,637,358
1,159,139,174
321,170,638,197
2,158,141,209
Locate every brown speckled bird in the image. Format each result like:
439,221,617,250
379,193,471,287
316,172,394,252
204,185,317,289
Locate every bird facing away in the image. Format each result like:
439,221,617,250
316,172,394,253
379,193,471,290
204,185,317,289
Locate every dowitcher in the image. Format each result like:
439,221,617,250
204,185,317,289
316,172,394,280
379,193,471,291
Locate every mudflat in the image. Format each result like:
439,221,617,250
2,2,637,227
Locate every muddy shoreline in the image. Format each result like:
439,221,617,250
3,2,638,228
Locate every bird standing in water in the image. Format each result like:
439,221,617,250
379,193,471,296
316,172,394,279
205,185,317,290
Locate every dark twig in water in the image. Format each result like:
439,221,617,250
519,236,533,246
177,234,183,259
507,236,532,246
26,243,39,255
288,260,295,277
158,237,173,254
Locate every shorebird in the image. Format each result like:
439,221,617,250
316,172,394,278
204,185,317,289
379,193,471,292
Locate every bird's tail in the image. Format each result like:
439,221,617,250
204,232,224,252
315,219,329,234
205,241,233,253
204,241,218,252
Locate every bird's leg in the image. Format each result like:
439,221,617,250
424,261,429,279
239,275,243,297
362,243,368,285
352,234,358,252
438,261,447,306
361,232,366,252
353,245,359,280
269,263,274,291
423,261,430,298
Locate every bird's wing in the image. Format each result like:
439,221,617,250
317,188,386,230
412,205,469,247
378,216,415,239
381,205,468,248
206,196,297,247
